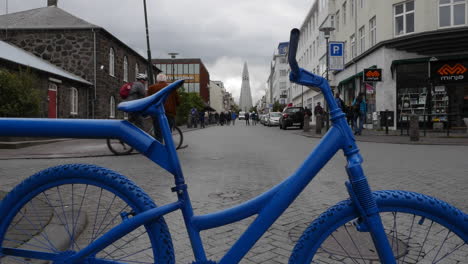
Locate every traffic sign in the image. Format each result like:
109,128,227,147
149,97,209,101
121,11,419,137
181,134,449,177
329,42,345,71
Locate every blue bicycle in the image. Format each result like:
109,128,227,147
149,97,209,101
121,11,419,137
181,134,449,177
0,29,466,264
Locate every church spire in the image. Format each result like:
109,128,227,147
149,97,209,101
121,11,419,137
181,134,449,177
239,62,253,112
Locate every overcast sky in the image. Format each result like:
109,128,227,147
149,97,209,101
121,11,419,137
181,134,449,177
1,0,312,103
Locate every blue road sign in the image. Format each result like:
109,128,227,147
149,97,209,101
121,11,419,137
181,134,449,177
330,43,344,56
329,41,345,71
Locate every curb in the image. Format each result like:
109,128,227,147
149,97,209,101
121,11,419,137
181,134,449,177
0,138,72,149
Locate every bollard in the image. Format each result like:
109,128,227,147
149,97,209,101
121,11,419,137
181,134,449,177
315,115,322,135
385,110,389,135
409,115,419,141
303,115,310,132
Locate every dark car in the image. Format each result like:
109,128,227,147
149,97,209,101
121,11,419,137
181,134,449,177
279,107,304,129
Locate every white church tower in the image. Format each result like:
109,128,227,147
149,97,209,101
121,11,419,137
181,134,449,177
239,62,253,112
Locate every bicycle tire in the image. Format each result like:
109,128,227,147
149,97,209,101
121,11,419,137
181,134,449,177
289,190,468,263
172,126,183,150
0,164,175,264
106,138,134,155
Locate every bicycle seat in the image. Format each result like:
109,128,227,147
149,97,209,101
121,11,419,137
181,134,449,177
118,80,185,113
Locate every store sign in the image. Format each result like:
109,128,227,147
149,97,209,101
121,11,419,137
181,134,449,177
431,61,468,83
363,68,382,82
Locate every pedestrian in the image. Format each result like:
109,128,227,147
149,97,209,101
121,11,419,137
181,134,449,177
335,92,346,110
226,111,231,126
231,111,237,125
245,112,250,125
219,111,225,126
190,107,198,128
214,112,220,125
251,112,257,125
314,102,324,128
147,73,180,142
352,93,367,135
127,73,147,129
199,109,206,128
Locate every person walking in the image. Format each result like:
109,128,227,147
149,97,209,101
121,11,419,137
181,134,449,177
214,112,220,125
352,93,367,135
219,111,225,126
190,107,198,128
226,111,231,126
231,111,237,125
335,92,345,110
245,112,250,125
127,73,148,128
199,109,206,128
147,73,180,142
314,102,324,128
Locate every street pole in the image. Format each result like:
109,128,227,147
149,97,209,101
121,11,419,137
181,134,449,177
168,52,178,85
302,86,304,107
143,0,153,84
319,26,335,131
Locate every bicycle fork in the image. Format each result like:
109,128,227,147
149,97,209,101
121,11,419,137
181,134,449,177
345,153,397,264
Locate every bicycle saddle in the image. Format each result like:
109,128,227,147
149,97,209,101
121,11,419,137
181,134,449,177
118,79,185,113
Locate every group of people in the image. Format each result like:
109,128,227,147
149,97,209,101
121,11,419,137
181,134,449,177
310,92,367,135
189,110,238,127
243,112,259,126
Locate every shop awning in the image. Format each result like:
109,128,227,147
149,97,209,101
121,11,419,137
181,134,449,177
337,65,376,86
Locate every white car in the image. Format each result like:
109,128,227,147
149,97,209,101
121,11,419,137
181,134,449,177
267,112,281,126
238,111,246,120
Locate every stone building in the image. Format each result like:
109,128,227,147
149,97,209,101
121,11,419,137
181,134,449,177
0,40,91,118
0,4,158,119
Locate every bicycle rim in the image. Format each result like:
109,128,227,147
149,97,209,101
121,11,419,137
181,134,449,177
290,191,468,264
0,164,174,264
106,138,133,155
172,127,183,150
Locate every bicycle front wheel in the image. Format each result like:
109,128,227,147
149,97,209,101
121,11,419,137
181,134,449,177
172,126,183,150
289,190,468,263
106,138,134,155
0,164,175,264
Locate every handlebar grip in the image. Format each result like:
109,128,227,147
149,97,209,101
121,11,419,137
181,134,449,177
288,28,300,76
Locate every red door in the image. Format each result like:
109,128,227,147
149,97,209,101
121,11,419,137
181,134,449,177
48,83,58,118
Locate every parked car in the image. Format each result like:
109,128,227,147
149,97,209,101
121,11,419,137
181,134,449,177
279,107,304,129
267,112,281,126
238,111,246,120
260,114,267,125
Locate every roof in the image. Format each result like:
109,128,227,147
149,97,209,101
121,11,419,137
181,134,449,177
0,6,100,29
0,40,92,85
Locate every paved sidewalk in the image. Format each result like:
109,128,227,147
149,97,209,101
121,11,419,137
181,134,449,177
296,125,468,145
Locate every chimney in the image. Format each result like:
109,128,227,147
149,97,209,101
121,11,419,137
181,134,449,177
47,0,57,6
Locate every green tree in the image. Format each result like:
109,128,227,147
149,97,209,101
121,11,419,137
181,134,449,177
0,69,41,117
249,106,257,113
272,100,285,112
175,86,205,125
230,103,240,113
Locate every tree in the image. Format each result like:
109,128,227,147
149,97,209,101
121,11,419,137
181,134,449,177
230,103,240,113
249,106,257,113
175,86,205,125
0,69,41,117
272,100,285,112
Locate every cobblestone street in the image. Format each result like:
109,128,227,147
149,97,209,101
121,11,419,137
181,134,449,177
0,124,467,263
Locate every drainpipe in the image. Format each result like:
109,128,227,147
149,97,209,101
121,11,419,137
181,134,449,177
92,28,97,119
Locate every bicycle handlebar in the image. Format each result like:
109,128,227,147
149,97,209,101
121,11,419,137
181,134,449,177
288,28,300,78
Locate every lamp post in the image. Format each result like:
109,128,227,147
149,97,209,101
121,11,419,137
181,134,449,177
142,0,154,84
168,52,178,84
319,26,335,130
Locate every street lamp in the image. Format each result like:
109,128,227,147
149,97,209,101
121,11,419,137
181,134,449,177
168,52,178,85
143,0,154,84
319,26,335,130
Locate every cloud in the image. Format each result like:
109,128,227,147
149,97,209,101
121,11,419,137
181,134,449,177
1,0,312,104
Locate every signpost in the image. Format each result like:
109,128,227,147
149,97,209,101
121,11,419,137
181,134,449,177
329,42,345,71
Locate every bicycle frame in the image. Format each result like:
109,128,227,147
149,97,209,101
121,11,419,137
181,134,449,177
0,29,398,264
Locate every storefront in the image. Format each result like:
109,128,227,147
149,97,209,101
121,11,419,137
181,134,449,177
395,58,468,130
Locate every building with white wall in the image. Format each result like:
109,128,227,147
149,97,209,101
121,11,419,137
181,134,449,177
268,43,290,107
294,0,468,129
209,81,225,112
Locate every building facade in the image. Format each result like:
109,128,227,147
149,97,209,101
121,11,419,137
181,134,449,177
293,0,468,129
209,81,225,112
0,5,157,120
269,42,290,106
152,58,210,103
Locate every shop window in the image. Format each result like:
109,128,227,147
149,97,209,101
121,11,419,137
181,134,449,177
110,96,115,118
123,56,128,82
70,87,78,115
109,48,115,77
439,0,466,27
394,1,415,36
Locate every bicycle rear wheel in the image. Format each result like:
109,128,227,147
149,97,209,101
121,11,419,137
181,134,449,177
172,126,183,150
106,138,134,155
0,164,174,264
289,190,468,263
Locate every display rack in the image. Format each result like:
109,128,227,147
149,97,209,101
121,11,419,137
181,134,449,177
399,88,428,122
431,86,449,122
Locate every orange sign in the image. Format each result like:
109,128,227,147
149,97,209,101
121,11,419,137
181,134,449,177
363,68,382,82
437,64,467,75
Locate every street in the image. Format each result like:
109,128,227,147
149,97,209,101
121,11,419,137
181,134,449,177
0,124,467,263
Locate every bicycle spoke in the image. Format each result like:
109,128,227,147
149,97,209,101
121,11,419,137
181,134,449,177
432,229,452,263
416,220,434,262
90,188,104,244
400,214,416,264
93,194,118,240
433,242,467,263
328,232,361,264
343,224,366,264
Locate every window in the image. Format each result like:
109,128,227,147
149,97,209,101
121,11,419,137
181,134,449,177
336,11,340,32
110,96,116,118
194,64,200,74
394,1,415,36
360,0,364,8
350,34,356,58
280,70,287,77
123,56,128,82
344,41,348,62
369,16,377,47
330,15,335,29
189,64,194,74
343,2,347,25
313,41,316,57
109,48,115,76
359,26,365,53
439,0,466,27
70,88,78,115
351,0,355,17
135,63,139,81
